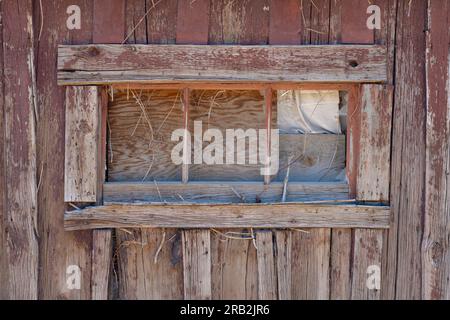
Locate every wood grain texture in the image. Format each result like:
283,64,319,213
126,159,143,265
357,84,393,202
211,231,258,300
182,230,212,300
277,134,346,182
351,229,383,300
57,44,388,85
0,0,8,299
291,229,331,300
91,230,112,300
275,231,292,300
2,0,39,299
256,232,277,300
209,0,269,45
64,86,98,202
36,0,94,300
146,0,178,44
330,229,352,300
423,0,450,300
103,181,350,204
107,89,183,182
65,203,390,231
91,0,125,300
117,2,183,300
117,228,183,299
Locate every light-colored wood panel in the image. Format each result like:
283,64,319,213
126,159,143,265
189,90,266,182
64,86,99,202
103,181,350,204
182,230,212,300
107,89,184,182
277,134,346,182
291,229,330,300
57,44,388,85
64,203,390,231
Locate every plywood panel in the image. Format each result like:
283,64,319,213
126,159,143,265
189,90,266,181
107,89,184,182
103,181,350,204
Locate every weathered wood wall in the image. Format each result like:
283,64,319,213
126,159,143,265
1,0,449,300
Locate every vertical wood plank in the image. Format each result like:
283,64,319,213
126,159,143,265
385,0,425,300
93,0,125,43
146,0,178,44
182,230,212,300
291,229,330,300
209,0,269,45
125,0,147,44
423,0,450,300
176,0,210,44
351,84,392,300
91,229,112,300
357,84,393,202
256,232,277,300
339,0,385,301
211,231,258,300
275,231,292,300
37,0,94,300
341,0,374,44
64,87,98,202
91,0,125,299
2,0,39,299
328,0,352,300
351,229,383,300
330,229,351,300
372,0,398,301
0,0,8,299
176,3,212,300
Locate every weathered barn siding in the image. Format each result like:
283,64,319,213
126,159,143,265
1,0,450,300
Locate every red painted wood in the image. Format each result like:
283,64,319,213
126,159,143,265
93,0,125,43
341,0,374,44
176,0,210,44
269,0,301,44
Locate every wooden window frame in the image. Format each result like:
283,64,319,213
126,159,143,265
60,44,391,231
